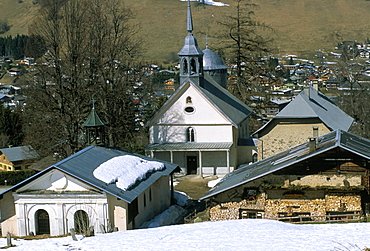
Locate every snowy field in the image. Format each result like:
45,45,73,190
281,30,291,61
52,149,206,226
2,219,370,251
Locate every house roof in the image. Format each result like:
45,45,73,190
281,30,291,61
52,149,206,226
200,129,370,200
0,146,179,204
254,86,354,135
0,146,39,162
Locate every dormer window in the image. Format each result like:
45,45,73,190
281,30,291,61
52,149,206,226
186,96,192,104
186,127,195,142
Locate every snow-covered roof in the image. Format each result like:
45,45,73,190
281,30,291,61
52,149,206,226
0,146,179,203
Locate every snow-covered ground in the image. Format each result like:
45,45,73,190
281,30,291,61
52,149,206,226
2,219,370,250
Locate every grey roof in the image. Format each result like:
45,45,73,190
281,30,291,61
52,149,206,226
203,48,228,71
200,129,370,200
0,146,39,162
0,146,179,204
254,86,354,135
146,142,233,151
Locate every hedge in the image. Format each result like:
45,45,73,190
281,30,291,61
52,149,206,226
0,169,38,186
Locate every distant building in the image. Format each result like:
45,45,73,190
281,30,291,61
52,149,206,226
0,146,39,171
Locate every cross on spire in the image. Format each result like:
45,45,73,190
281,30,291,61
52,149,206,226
204,35,211,49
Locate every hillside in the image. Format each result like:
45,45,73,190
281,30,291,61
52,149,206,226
1,0,370,62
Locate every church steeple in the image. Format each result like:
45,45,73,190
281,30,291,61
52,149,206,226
83,99,107,146
178,0,204,86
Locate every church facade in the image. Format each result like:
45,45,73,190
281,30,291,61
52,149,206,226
145,1,255,176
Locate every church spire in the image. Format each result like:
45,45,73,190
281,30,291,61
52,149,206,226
187,0,193,33
178,0,204,86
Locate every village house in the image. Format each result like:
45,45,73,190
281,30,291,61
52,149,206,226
253,85,354,160
145,1,255,176
0,145,179,237
201,130,370,223
0,146,39,171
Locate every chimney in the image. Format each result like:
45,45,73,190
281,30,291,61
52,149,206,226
308,137,316,153
312,126,318,139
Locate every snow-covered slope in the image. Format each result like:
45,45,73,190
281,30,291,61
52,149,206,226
3,219,370,250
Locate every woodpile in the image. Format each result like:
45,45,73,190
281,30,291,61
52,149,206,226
210,193,362,221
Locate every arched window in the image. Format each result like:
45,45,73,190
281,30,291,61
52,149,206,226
190,58,196,74
186,127,195,142
183,59,188,74
252,153,258,163
35,209,50,235
186,96,192,104
74,210,89,234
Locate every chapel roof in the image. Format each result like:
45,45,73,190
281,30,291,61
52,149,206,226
0,146,179,204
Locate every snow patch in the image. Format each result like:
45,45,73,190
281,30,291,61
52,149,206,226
93,155,164,190
208,178,222,188
139,205,188,229
174,190,191,207
180,0,229,7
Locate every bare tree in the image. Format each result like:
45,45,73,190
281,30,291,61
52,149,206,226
216,0,273,104
23,0,144,157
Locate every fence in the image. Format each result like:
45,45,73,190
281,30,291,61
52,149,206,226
277,213,362,224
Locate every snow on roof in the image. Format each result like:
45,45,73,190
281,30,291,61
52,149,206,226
93,155,164,190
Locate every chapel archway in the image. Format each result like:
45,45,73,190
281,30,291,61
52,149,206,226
35,209,50,235
74,210,89,234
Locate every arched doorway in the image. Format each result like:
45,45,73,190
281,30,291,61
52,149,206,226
35,209,50,235
74,210,89,234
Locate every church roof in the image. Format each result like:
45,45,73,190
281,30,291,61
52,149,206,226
203,48,228,71
200,129,370,200
0,146,179,204
254,86,354,135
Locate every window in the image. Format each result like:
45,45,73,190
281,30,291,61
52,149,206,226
186,127,195,142
186,96,192,104
149,188,152,201
184,106,195,114
144,193,146,207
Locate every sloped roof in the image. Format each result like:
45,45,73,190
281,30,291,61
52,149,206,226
0,146,39,162
146,77,253,128
146,142,233,151
83,106,106,127
254,86,354,135
0,146,179,204
200,129,370,200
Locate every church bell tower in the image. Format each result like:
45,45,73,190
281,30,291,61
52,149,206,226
178,0,204,86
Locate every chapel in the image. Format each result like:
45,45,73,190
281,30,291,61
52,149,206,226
145,1,255,176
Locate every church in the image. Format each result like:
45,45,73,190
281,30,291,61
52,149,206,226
145,1,255,176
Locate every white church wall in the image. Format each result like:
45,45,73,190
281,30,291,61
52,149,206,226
150,125,233,143
16,170,93,192
13,193,108,236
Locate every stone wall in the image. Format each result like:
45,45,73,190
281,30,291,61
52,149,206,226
209,192,362,221
257,120,330,159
